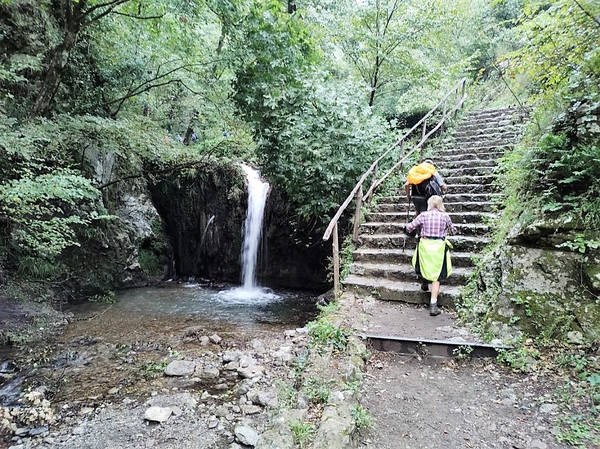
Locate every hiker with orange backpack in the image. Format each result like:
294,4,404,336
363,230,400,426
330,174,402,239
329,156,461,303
404,159,448,217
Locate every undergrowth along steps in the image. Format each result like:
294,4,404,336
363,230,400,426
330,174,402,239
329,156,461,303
342,107,528,308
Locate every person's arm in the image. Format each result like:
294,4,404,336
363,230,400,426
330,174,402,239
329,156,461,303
446,215,457,235
433,172,448,194
406,214,423,233
404,180,411,197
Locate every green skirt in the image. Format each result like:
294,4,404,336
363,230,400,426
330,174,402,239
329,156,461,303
412,238,453,282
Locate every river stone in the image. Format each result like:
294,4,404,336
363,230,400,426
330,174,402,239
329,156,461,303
255,409,306,449
247,388,278,408
223,351,241,362
312,392,354,449
241,405,262,415
195,365,220,381
144,406,172,423
238,365,265,379
164,360,196,376
234,423,259,446
539,403,558,414
209,334,222,344
224,361,240,370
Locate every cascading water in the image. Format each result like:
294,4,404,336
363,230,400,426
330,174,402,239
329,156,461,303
217,164,278,302
239,164,269,289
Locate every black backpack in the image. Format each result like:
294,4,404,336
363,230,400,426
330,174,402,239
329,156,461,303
413,176,443,198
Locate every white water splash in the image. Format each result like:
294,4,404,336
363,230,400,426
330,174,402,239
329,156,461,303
239,164,270,290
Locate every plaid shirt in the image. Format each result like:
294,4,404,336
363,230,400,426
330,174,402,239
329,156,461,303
406,208,456,238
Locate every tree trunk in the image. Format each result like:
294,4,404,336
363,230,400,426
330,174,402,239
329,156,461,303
31,29,79,117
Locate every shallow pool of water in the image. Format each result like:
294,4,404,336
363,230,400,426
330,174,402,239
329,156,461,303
0,284,321,407
66,283,319,332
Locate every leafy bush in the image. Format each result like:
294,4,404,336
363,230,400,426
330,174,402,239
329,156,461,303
519,133,600,226
307,317,349,354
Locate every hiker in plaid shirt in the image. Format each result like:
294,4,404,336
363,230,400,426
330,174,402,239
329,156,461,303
405,195,456,316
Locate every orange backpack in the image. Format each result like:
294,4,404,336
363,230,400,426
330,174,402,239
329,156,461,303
407,162,436,185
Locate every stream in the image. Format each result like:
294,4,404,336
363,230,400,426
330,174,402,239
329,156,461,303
0,284,319,409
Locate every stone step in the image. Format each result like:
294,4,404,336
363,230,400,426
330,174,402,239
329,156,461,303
360,221,489,237
349,262,473,286
352,248,477,268
376,201,498,214
358,234,489,252
341,276,460,307
378,193,502,204
452,132,521,144
436,151,504,162
442,159,497,169
437,143,513,153
462,109,526,123
366,210,494,224
345,107,526,308
445,174,495,185
442,166,497,177
428,183,499,194
454,124,524,136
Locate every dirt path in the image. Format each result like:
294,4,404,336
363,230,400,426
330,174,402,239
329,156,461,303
358,351,567,449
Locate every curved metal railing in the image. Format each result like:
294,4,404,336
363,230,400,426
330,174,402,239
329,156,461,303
322,78,468,298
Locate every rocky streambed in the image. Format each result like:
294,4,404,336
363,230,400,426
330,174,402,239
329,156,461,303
1,285,366,449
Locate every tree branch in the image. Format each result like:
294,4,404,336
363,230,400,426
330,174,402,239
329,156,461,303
97,141,226,190
571,0,600,28
111,11,166,20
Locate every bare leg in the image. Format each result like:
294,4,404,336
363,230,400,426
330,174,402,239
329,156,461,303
431,281,440,301
429,281,441,316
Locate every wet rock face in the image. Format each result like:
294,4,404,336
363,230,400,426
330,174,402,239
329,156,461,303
148,162,331,290
149,162,247,283
261,187,331,290
475,244,600,343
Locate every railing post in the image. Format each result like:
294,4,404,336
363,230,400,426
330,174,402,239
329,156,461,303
454,87,459,119
332,223,340,299
367,164,378,204
441,100,447,134
421,118,427,145
352,185,363,243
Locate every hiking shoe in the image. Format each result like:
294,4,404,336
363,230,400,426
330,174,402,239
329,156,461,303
421,280,429,291
429,305,441,316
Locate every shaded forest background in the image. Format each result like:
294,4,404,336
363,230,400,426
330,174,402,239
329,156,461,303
0,0,599,300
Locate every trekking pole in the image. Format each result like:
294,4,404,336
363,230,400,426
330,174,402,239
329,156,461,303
403,194,410,253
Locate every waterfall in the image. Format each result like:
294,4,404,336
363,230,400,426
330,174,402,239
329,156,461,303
217,163,279,302
239,164,269,290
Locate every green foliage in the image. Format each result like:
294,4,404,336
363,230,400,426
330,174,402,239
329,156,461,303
497,131,600,229
0,170,107,258
303,376,332,404
556,233,600,254
274,379,297,408
509,0,600,110
88,291,117,303
452,345,474,361
307,317,349,355
552,347,600,447
230,0,395,221
340,234,354,280
496,345,541,372
290,420,315,448
139,359,169,380
352,404,375,433
556,416,598,448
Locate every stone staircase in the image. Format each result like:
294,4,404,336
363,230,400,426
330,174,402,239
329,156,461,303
342,107,528,307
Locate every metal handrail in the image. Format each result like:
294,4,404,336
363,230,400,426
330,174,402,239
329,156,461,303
322,78,468,298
